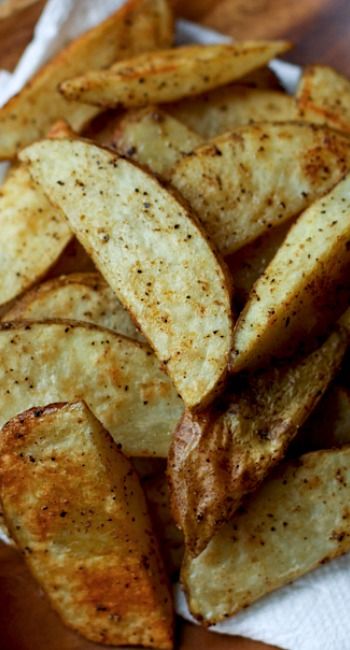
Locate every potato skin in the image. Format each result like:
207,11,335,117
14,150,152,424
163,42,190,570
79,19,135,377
0,402,173,648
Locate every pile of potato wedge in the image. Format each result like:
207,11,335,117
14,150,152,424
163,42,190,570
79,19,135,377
1,0,350,646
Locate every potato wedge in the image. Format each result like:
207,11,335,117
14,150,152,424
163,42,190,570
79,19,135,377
171,122,350,255
4,272,144,342
297,65,350,134
0,165,71,307
0,321,183,456
232,171,350,372
104,106,203,178
60,41,291,108
144,474,184,576
21,139,232,409
169,309,350,555
183,446,350,624
0,402,173,648
0,0,173,159
226,219,293,308
167,87,298,138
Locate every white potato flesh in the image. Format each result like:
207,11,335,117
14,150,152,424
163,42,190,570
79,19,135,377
297,65,350,133
60,42,291,108
183,447,350,624
0,321,183,456
4,272,145,342
171,122,350,255
232,171,350,372
21,139,233,409
0,165,71,307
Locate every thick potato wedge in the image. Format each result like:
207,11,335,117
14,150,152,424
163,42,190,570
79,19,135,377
226,219,292,308
21,139,232,409
144,474,184,576
171,122,350,255
232,171,350,372
0,165,71,308
297,65,350,133
0,0,173,159
167,87,298,138
60,42,291,108
4,272,144,342
0,321,183,456
169,309,350,555
104,106,203,178
0,402,173,648
183,446,350,624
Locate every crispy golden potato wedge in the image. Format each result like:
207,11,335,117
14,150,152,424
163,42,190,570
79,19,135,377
21,139,232,409
45,238,95,278
0,321,183,456
167,87,298,138
183,446,350,624
226,219,293,308
171,122,350,255
297,65,350,134
0,165,71,308
47,119,77,140
0,0,173,159
0,402,173,648
4,272,144,342
104,106,203,178
60,42,291,109
144,474,184,576
232,171,350,372
169,309,350,555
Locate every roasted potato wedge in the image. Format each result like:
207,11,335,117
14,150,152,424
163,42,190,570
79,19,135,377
0,165,71,308
60,41,291,108
297,65,350,133
0,321,183,456
171,122,350,255
4,272,144,342
169,308,350,555
183,446,350,624
226,219,293,308
0,402,173,648
21,138,233,409
232,170,350,372
0,0,173,159
167,87,298,138
144,473,184,576
104,106,203,178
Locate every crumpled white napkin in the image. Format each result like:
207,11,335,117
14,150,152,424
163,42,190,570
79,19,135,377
0,2,347,649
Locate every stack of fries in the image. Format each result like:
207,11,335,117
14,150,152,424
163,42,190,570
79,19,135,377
1,0,350,646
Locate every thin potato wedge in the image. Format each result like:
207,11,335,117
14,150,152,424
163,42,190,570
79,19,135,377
167,87,298,138
144,474,184,576
183,446,350,624
0,402,173,648
21,138,233,409
0,321,183,456
0,0,173,159
297,65,350,134
226,219,293,308
4,272,144,342
60,42,291,108
105,106,203,178
0,165,71,307
169,309,350,555
232,171,350,372
171,122,350,255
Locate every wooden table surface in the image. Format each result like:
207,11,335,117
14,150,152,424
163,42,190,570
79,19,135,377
0,1,349,649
